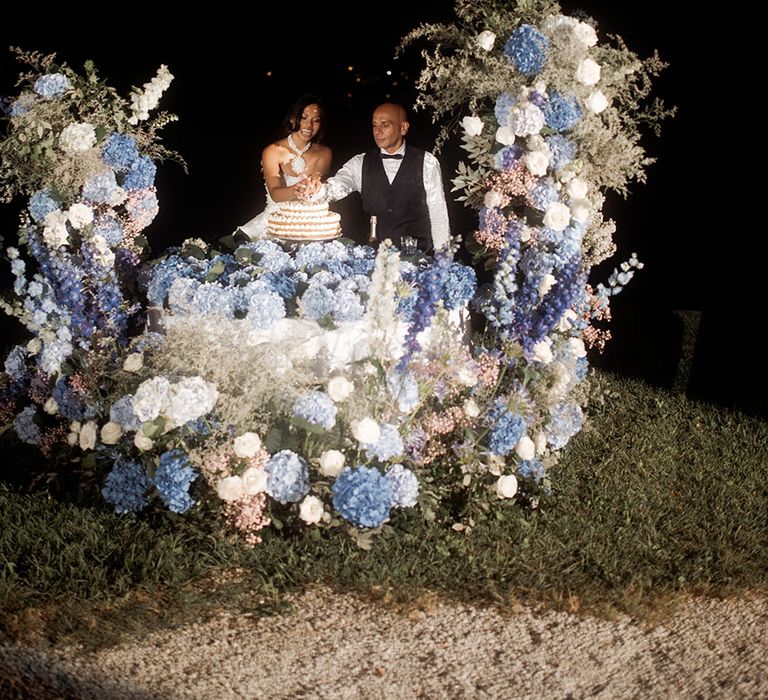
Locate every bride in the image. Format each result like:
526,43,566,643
236,95,332,239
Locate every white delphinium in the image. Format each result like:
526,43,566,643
165,376,219,427
576,58,601,86
461,115,484,137
58,122,97,154
128,64,174,124
476,30,496,51
364,241,401,360
66,203,93,229
42,210,69,248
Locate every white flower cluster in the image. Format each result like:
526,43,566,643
128,64,174,125
58,122,97,154
130,374,218,428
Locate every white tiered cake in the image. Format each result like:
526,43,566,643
267,201,341,240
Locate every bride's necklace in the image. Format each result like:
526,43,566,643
287,133,311,174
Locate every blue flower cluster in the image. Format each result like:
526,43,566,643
487,399,527,456
495,93,517,127
546,135,577,170
518,458,546,482
386,464,419,508
529,179,560,211
386,370,419,413
300,283,335,320
247,287,286,328
443,263,477,310
82,171,120,204
93,215,124,246
265,450,310,504
110,395,141,431
102,133,140,172
28,190,59,224
155,449,198,513
494,144,523,171
124,156,157,190
364,423,405,462
4,345,27,380
292,391,337,430
33,73,71,98
53,376,97,421
13,405,41,445
332,465,393,528
546,402,583,450
102,457,153,514
544,92,582,133
503,25,549,76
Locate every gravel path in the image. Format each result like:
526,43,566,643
2,588,766,699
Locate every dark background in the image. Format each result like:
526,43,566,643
1,2,761,415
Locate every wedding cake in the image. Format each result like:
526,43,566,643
267,201,341,240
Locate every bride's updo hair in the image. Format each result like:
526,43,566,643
284,94,325,142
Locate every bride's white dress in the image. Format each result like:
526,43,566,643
236,172,305,240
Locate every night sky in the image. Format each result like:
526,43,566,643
3,3,756,412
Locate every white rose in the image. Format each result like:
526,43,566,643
566,178,587,200
463,399,481,419
58,122,97,154
234,431,262,458
484,190,505,209
520,225,533,243
524,150,550,177
100,421,123,445
574,21,598,47
242,466,268,495
299,495,325,525
43,210,69,248
70,421,82,433
319,449,345,477
66,203,93,229
7,247,19,259
134,433,154,451
66,431,78,447
576,58,601,86
217,475,244,502
534,431,548,454
461,115,484,137
557,309,578,332
585,91,609,114
352,418,380,445
539,273,556,297
543,202,571,232
43,397,59,415
515,435,536,461
495,126,515,146
570,199,591,223
496,474,518,498
476,30,496,51
123,352,144,372
27,338,42,355
568,337,587,358
532,338,554,364
327,376,354,403
79,420,97,450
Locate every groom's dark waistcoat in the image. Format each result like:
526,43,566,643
361,147,431,249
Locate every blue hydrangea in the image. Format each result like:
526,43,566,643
265,450,310,504
82,170,120,204
575,355,588,382
123,156,157,190
4,345,28,379
544,92,582,133
495,92,517,127
131,332,165,353
102,457,153,514
247,289,285,329
110,395,141,431
386,464,419,508
332,287,364,322
300,284,335,320
295,242,327,269
28,190,59,224
93,215,124,246
33,73,71,98
494,144,523,171
444,263,477,310
261,271,297,299
9,94,35,116
332,465,393,528
292,391,337,430
363,423,404,462
155,449,198,513
529,179,560,211
347,247,376,275
546,401,584,449
102,133,140,171
547,135,578,170
13,406,41,445
503,25,549,76
146,255,197,306
193,283,238,318
518,458,546,482
53,376,97,421
488,400,527,456
386,370,419,413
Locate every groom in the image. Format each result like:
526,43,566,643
310,103,450,251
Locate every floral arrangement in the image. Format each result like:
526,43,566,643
0,0,669,548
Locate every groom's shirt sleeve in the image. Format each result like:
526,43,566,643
323,153,365,201
424,153,450,250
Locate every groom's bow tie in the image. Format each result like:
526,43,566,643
380,153,403,159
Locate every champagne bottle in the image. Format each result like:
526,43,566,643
368,215,377,243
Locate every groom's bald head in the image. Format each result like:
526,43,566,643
372,103,410,153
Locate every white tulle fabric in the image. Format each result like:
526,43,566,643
236,172,305,240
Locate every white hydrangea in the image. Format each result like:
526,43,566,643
461,115,484,137
576,58,601,86
476,30,496,51
165,376,219,427
132,376,172,422
543,202,571,231
509,103,545,137
43,210,69,248
58,122,97,154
